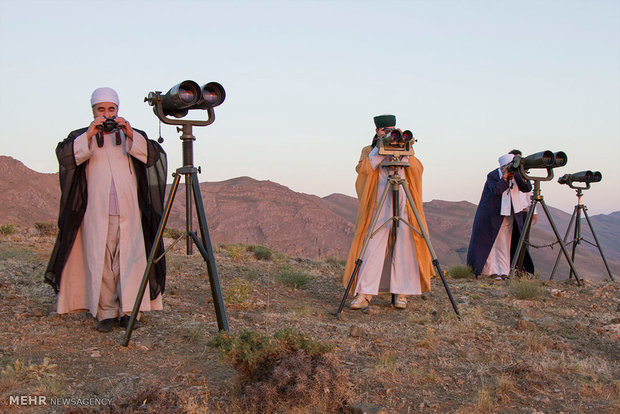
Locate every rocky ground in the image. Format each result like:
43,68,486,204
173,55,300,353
0,230,618,413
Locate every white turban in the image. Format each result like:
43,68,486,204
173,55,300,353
498,154,514,167
90,87,119,107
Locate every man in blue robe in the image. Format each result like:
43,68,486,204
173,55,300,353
467,154,535,277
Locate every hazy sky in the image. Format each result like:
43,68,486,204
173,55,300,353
1,0,618,214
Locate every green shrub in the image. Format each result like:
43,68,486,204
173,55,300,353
208,328,347,412
0,224,15,235
248,245,273,261
510,278,542,300
224,277,254,305
225,244,248,261
274,266,313,289
447,264,474,279
34,222,56,236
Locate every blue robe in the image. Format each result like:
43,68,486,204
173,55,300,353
467,169,535,276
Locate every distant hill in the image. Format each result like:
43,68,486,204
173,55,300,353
0,155,618,280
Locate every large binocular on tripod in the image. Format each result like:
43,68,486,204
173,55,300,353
381,128,414,145
558,170,602,185
507,150,567,173
151,80,226,118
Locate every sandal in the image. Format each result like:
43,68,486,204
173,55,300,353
350,295,371,310
394,295,407,309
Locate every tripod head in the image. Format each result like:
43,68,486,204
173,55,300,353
378,134,415,169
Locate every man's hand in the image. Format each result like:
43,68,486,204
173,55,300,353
86,116,106,141
115,117,133,139
532,214,538,225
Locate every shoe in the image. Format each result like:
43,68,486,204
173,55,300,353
119,315,141,330
394,295,407,309
95,318,116,332
350,295,371,310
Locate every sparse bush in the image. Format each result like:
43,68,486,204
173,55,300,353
208,328,349,413
326,256,346,267
181,323,206,343
510,278,542,300
34,222,56,236
0,224,15,235
274,266,313,289
447,264,474,279
225,244,248,261
248,245,273,261
163,227,184,239
475,386,495,413
377,351,397,374
224,277,254,306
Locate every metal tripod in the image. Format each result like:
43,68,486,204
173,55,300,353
335,156,459,317
509,171,582,285
122,111,229,347
550,187,614,281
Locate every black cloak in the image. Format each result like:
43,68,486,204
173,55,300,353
44,127,168,300
466,169,535,276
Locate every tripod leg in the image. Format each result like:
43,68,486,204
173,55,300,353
122,173,181,346
550,206,577,280
190,173,229,331
401,183,460,316
335,180,392,317
583,207,615,281
510,202,536,277
538,199,582,285
568,206,582,279
185,176,194,255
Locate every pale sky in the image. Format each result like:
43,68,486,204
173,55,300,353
1,0,618,214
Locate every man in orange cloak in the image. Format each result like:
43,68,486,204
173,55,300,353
343,114,433,310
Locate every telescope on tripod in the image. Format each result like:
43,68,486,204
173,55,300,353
550,170,614,281
122,80,229,346
507,150,584,285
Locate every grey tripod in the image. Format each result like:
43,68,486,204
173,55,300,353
550,184,614,281
335,152,459,317
509,167,582,285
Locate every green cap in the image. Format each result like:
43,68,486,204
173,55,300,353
373,114,396,128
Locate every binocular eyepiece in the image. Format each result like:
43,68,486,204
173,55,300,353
558,170,602,185
507,150,568,173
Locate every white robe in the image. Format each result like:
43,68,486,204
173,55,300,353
57,131,162,316
355,147,421,295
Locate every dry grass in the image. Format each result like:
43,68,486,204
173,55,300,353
1,231,619,413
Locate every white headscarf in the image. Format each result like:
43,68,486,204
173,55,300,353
498,153,514,167
90,87,119,107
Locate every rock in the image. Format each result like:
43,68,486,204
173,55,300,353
537,317,558,329
601,324,620,340
348,403,387,414
550,289,564,297
350,325,364,338
517,320,536,331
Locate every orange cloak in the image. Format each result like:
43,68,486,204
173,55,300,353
343,146,434,292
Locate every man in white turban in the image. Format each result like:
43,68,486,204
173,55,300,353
45,87,168,332
466,153,535,277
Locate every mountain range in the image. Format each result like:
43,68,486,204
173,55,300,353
1,155,618,280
